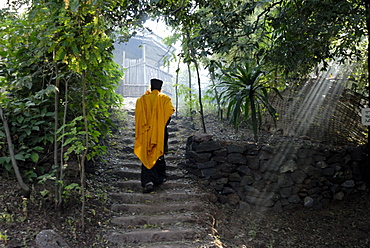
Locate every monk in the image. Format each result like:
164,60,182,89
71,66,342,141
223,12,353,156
134,79,175,193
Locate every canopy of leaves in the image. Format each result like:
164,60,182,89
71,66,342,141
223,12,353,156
1,0,368,180
150,0,368,81
0,0,137,177
265,0,368,77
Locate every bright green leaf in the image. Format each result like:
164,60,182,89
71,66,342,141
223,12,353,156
15,153,26,161
31,152,39,163
17,116,24,123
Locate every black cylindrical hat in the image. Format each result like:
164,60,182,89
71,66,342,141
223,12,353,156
150,78,163,90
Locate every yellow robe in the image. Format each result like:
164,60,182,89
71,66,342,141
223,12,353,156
134,90,175,169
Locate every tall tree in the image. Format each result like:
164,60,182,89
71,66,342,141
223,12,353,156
155,0,369,139
0,0,142,206
264,0,368,77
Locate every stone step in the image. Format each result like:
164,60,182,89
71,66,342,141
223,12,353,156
116,152,185,162
113,167,140,179
110,191,209,204
106,229,205,245
113,162,179,171
111,202,204,214
116,153,138,160
114,147,186,156
119,146,134,153
165,156,185,163
121,134,135,140
116,131,185,141
116,179,193,191
128,243,202,248
168,141,183,148
121,138,134,144
107,114,212,247
111,213,199,227
168,133,177,138
114,168,185,180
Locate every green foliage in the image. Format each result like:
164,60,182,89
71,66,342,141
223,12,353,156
22,170,38,182
46,0,124,160
0,2,131,215
62,183,82,202
156,0,368,145
0,95,54,176
262,0,368,77
37,171,57,185
57,116,85,160
0,0,367,210
158,0,368,85
174,83,199,116
0,213,13,224
218,60,282,141
202,92,219,115
0,0,125,178
350,58,369,96
0,230,9,243
56,115,107,162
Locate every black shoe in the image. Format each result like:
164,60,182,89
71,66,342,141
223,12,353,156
143,182,154,193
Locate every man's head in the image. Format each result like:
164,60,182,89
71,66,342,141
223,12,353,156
150,78,163,91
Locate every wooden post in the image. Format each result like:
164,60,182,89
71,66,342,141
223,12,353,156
143,42,147,85
121,51,125,96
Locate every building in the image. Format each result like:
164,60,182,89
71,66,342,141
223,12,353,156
113,33,173,97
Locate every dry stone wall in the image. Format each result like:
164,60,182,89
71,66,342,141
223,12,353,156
185,133,368,212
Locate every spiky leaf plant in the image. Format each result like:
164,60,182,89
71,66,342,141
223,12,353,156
219,61,282,141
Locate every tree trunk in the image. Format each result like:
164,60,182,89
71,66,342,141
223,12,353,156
80,72,89,232
53,50,61,210
175,59,180,118
193,59,207,133
210,72,223,120
187,62,193,121
0,107,31,197
59,78,69,209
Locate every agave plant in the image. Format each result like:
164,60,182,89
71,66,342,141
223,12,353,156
218,61,282,141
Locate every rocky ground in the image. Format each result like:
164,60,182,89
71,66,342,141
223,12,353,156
0,100,369,247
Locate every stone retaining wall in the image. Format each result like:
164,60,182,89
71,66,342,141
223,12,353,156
185,133,368,212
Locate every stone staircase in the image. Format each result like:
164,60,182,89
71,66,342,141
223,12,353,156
104,108,217,247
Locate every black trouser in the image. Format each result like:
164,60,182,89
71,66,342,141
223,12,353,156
141,155,166,186
141,122,169,187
